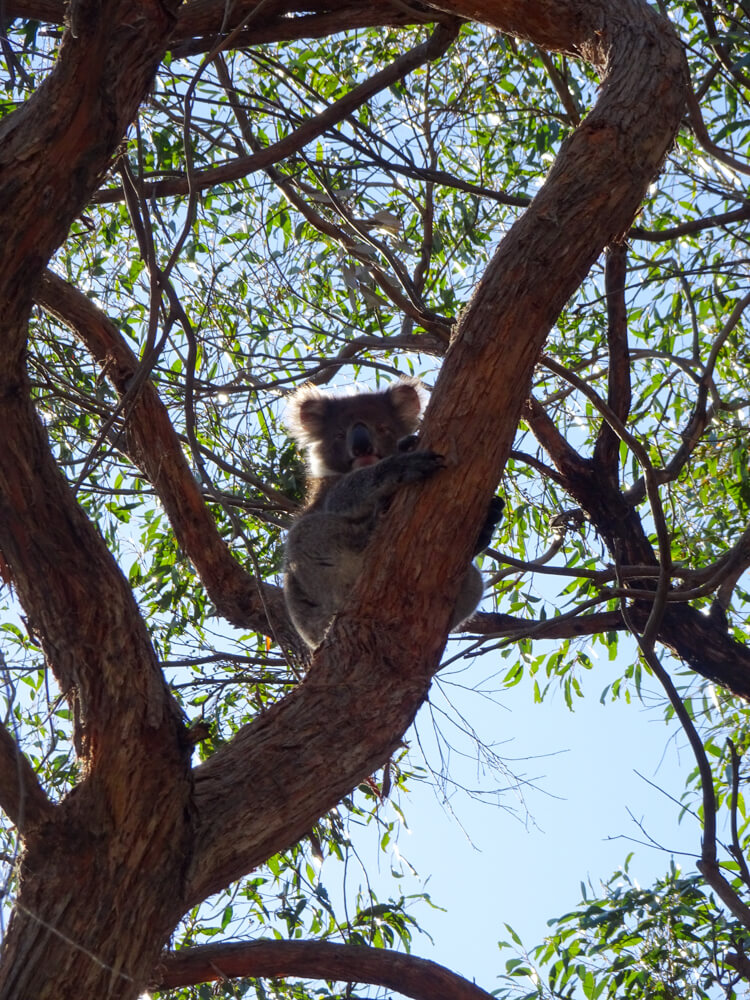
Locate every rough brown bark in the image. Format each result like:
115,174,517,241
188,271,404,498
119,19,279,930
185,0,688,907
0,2,687,998
345,0,687,676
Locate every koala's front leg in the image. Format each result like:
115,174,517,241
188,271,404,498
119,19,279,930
323,450,444,518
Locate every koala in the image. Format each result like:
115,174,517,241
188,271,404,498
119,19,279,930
283,378,504,648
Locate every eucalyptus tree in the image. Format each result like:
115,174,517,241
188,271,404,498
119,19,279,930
0,1,748,998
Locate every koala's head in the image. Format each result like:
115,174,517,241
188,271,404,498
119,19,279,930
286,378,425,477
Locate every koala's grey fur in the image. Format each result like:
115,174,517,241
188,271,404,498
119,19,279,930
283,378,495,648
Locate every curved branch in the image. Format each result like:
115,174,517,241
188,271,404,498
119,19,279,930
152,939,495,1000
686,85,750,177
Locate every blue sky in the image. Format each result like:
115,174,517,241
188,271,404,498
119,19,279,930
323,645,699,995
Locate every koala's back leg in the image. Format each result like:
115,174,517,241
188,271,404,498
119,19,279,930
450,563,484,629
475,496,505,555
284,512,369,647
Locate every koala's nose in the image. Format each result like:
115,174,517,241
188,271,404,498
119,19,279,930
348,422,374,456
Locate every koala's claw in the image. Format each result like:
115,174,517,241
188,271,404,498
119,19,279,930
392,449,445,481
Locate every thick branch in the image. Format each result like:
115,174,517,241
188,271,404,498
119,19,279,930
0,0,180,335
0,0,192,754
152,939,495,1000
526,393,750,699
0,5,201,995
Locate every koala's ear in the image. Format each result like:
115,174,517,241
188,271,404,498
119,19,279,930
388,377,425,427
285,385,330,444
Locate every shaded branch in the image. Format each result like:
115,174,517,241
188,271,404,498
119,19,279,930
152,939,496,1000
727,740,750,890
593,242,630,476
0,723,54,832
697,859,750,930
524,388,750,699
541,354,672,645
171,4,442,58
2,0,439,50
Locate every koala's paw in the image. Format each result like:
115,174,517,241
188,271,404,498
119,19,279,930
391,449,445,482
475,495,506,553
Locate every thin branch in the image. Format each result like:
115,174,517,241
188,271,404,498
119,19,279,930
704,288,750,382
593,242,630,476
536,48,581,125
632,641,750,930
94,20,462,209
686,85,750,177
35,270,295,645
625,288,750,505
629,206,750,242
727,740,750,891
214,42,455,338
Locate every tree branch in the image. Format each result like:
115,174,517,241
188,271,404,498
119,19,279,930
0,723,54,833
152,939,496,1000
593,242,630,476
94,18,461,207
183,0,689,904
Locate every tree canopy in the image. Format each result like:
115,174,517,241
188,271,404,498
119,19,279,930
0,0,749,997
